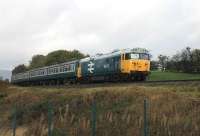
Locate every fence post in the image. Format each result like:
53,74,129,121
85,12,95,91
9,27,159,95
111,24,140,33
12,105,17,136
144,99,149,136
48,102,53,136
91,100,96,136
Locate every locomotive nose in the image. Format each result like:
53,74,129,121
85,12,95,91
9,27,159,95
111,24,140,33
130,60,150,72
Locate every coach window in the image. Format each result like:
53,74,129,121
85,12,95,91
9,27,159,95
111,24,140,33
105,59,108,63
51,68,54,73
70,64,72,71
52,68,54,73
60,67,63,72
67,64,70,71
55,68,58,73
64,65,67,72
111,58,114,63
70,64,75,71
62,66,65,72
50,68,52,74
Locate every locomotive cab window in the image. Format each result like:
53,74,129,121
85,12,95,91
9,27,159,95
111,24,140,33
125,53,149,60
125,53,139,60
139,53,149,60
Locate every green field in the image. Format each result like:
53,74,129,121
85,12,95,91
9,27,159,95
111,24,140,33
1,81,200,136
149,71,200,81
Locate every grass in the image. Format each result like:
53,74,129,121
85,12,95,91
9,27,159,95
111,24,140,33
1,81,200,136
149,71,200,81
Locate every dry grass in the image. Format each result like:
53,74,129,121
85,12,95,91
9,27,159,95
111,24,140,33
0,82,200,136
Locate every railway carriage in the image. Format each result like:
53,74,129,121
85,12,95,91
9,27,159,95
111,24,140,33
12,60,79,85
11,48,150,85
28,60,78,85
11,72,29,85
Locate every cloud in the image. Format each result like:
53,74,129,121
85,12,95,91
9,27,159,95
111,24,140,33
0,0,199,69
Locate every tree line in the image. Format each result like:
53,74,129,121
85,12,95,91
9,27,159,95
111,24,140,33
151,47,200,73
12,50,88,74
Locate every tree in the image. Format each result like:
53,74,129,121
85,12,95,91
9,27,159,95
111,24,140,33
44,50,87,66
150,61,159,70
169,53,182,71
29,55,46,69
191,49,200,72
158,55,169,71
166,47,200,73
12,49,88,73
179,47,192,72
12,64,28,74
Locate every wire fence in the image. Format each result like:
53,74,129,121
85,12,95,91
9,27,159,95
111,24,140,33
0,99,151,136
1,97,200,136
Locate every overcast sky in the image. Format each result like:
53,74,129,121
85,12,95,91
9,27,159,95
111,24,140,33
0,0,200,70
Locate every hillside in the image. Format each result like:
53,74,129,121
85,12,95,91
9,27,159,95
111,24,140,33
0,81,200,136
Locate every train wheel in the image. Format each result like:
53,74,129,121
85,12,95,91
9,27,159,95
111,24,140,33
140,75,147,81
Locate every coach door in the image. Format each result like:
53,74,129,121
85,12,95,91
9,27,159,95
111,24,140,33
77,63,82,78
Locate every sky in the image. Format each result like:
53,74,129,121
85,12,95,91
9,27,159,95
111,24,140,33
0,0,200,70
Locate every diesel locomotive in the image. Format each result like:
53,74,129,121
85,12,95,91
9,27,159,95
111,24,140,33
11,48,150,85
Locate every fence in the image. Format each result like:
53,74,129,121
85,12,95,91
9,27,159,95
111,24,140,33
3,96,200,136
7,99,150,136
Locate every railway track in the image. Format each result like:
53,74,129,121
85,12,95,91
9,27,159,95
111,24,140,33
145,79,200,83
37,79,200,89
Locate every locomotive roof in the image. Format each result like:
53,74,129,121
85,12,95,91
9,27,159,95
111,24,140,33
29,60,78,72
80,48,149,62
